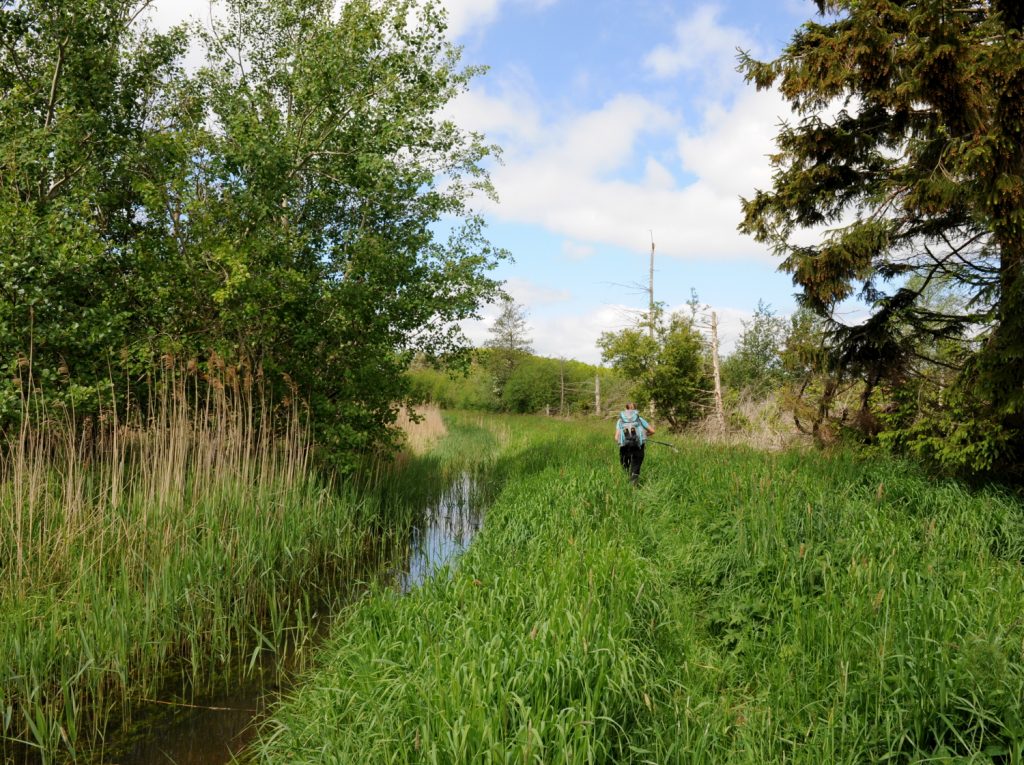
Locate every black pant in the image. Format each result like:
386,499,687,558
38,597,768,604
619,444,645,482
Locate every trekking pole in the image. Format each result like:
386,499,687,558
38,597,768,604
646,439,679,453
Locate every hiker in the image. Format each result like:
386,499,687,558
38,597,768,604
615,403,655,484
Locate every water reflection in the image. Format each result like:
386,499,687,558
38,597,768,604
106,680,270,765
398,471,481,592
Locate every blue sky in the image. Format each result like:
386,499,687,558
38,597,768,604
151,0,824,363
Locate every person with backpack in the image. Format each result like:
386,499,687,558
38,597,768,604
615,403,655,484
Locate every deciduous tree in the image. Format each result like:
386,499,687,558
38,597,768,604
1,0,506,465
722,301,788,397
0,0,187,415
598,309,709,429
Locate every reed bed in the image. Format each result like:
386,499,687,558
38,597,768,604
252,416,1024,764
395,405,448,455
0,376,466,762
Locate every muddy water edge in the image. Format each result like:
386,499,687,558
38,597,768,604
95,470,485,765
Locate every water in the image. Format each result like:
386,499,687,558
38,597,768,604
398,471,482,591
44,472,485,765
101,679,272,764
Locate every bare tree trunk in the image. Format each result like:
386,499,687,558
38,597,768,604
648,234,655,341
812,377,839,446
594,374,601,416
559,359,565,416
711,311,725,431
647,235,657,420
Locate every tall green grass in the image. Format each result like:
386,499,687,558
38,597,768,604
252,416,1024,764
0,383,495,762
641,445,1024,763
251,418,671,762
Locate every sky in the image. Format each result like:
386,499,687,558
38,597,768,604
147,0,825,364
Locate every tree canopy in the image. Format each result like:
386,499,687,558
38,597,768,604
722,301,788,397
1,0,505,464
598,308,710,429
739,0,1024,474
483,296,533,395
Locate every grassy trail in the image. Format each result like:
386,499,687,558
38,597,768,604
253,414,1024,764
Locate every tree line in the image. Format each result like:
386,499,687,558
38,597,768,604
418,0,1024,486
0,0,504,467
409,298,629,415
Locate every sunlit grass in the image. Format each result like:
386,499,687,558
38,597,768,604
253,416,1024,764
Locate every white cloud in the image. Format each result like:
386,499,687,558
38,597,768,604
644,5,759,84
452,85,789,261
440,2,794,265
502,278,571,307
445,75,543,145
463,301,764,363
528,304,624,363
677,87,783,198
442,0,558,39
442,0,503,38
143,0,210,33
562,241,596,261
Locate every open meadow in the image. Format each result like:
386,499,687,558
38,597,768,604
5,0,1024,762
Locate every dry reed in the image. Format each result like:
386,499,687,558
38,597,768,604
0,366,343,758
695,392,808,452
396,404,447,455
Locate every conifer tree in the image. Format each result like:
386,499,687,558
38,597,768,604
483,297,533,392
739,0,1024,473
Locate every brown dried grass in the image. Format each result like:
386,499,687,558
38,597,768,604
395,405,447,454
695,392,809,452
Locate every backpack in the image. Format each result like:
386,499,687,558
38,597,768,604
620,413,644,447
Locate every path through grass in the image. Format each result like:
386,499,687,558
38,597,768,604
253,414,1024,764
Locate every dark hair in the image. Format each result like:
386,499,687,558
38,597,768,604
625,402,636,410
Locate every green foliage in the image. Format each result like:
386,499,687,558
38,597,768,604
879,356,1017,475
598,307,711,428
507,356,614,415
483,296,533,395
0,0,505,467
409,352,622,416
501,355,560,413
0,0,189,414
252,417,670,763
739,0,1024,476
722,300,788,396
252,416,1024,763
409,358,499,411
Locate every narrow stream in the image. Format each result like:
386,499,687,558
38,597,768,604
398,471,481,592
100,471,484,765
